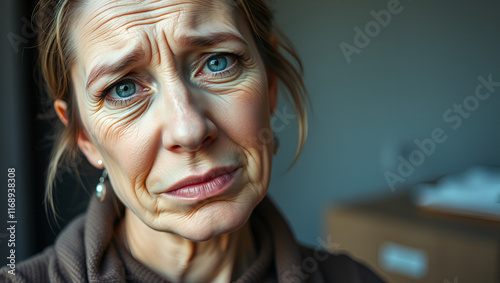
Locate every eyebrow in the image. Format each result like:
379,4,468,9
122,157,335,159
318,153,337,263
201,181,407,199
85,32,247,89
177,32,248,48
86,48,145,89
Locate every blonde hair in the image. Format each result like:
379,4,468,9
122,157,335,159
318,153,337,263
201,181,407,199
36,0,309,214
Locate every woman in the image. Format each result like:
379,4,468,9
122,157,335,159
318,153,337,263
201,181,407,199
1,0,385,282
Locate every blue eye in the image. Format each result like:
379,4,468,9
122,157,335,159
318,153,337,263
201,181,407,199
203,54,238,74
195,53,240,80
100,77,152,106
207,56,228,72
114,80,136,98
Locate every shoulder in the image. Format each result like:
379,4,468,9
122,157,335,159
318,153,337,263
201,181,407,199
0,215,87,283
298,245,387,283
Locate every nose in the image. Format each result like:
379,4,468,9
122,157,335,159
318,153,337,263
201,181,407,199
160,83,217,153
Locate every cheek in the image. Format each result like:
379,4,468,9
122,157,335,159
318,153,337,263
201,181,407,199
86,118,161,211
216,77,274,185
79,102,159,189
218,77,272,148
103,129,157,179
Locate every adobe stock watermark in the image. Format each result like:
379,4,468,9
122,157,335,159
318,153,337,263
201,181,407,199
444,277,458,283
384,74,500,191
339,0,408,64
6,168,17,276
280,235,341,282
258,105,297,145
7,17,37,54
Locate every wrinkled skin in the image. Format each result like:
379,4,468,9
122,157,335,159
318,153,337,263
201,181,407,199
55,0,278,281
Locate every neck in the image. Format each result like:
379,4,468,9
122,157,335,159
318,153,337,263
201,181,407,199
116,208,256,283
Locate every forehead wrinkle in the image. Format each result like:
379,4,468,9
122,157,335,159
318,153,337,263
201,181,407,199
76,1,228,65
168,2,241,44
81,1,189,35
78,0,240,47
82,0,233,37
191,0,236,27
122,4,184,30
79,1,132,40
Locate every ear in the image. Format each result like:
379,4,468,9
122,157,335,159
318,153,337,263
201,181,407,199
77,130,105,169
54,99,105,169
54,99,69,126
268,34,279,116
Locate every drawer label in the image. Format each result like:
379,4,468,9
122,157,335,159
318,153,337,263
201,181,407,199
379,242,428,279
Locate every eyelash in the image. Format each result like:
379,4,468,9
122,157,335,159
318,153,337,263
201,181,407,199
99,79,138,106
98,53,244,106
104,96,133,106
195,53,243,79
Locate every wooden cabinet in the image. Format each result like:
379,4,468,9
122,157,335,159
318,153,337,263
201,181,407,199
326,194,500,283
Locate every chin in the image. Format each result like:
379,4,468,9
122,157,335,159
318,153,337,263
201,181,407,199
171,196,261,242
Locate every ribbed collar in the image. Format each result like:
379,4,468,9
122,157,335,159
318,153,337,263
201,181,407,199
54,189,309,282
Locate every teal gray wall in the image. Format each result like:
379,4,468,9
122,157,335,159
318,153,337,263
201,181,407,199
268,0,500,245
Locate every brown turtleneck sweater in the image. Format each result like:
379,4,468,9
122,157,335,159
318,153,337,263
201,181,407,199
0,191,385,283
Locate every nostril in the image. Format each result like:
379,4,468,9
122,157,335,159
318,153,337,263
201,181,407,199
171,144,182,151
202,136,212,145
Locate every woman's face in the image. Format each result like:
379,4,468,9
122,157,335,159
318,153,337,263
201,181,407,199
69,0,277,241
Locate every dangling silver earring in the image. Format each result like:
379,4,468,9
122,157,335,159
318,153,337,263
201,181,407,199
96,168,108,202
273,133,280,155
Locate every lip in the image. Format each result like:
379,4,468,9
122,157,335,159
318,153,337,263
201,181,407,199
163,166,241,200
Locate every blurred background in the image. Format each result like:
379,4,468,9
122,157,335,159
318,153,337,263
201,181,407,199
1,0,499,282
